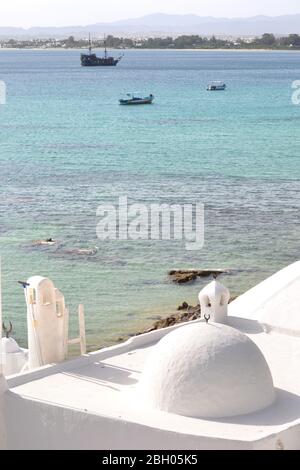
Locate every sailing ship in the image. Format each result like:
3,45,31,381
81,35,123,67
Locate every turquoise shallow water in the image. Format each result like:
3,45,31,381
0,49,300,349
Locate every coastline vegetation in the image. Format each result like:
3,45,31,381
1,33,300,50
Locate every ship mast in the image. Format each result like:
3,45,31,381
104,35,108,59
88,33,92,54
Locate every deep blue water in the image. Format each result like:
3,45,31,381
0,49,300,349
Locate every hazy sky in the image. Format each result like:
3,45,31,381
2,0,300,28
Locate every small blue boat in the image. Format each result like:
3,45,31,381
119,93,154,105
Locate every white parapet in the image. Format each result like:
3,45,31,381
229,260,300,335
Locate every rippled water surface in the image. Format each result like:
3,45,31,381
0,49,300,349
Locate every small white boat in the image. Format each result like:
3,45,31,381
207,81,226,91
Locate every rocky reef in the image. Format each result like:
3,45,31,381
141,303,201,333
135,296,237,337
168,269,230,284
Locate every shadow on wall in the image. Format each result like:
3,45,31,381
227,316,264,334
62,362,139,390
213,388,300,427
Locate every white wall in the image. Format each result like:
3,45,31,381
0,376,7,449
4,390,300,450
4,392,252,450
0,260,7,449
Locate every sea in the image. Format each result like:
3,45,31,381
0,48,300,350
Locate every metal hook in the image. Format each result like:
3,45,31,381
18,280,30,289
2,321,13,338
204,313,210,324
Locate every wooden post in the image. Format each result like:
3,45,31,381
63,307,69,360
78,304,86,355
67,304,87,356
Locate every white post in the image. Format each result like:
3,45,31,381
67,304,87,356
79,304,86,355
63,307,69,360
0,257,8,449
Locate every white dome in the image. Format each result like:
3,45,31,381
139,322,275,419
1,337,21,354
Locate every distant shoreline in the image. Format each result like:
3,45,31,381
1,47,300,53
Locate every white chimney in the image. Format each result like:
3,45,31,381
199,278,230,324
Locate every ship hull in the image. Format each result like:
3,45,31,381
119,98,154,105
81,60,119,67
81,53,120,67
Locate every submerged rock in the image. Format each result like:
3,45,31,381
64,247,98,256
31,241,98,257
169,269,230,284
32,238,57,247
